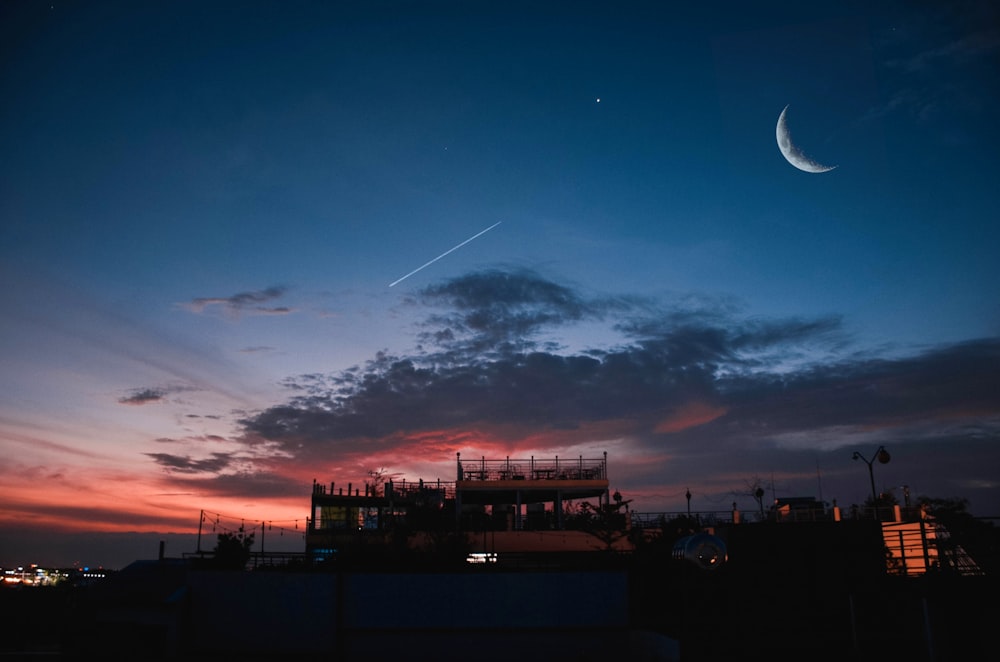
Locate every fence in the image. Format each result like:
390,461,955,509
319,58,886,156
458,455,607,481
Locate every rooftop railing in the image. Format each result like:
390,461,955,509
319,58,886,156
387,479,457,501
456,453,607,482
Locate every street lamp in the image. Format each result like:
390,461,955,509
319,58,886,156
852,445,891,520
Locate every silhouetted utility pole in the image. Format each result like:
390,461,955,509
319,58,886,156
197,510,204,553
685,488,691,518
852,446,891,520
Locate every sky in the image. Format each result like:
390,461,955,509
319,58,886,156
2,0,999,569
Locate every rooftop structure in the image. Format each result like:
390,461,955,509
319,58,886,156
306,452,614,563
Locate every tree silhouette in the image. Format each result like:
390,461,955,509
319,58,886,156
367,466,401,496
572,497,631,553
211,526,255,570
864,489,899,511
742,476,769,520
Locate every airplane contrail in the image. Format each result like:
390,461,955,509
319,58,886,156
389,221,502,287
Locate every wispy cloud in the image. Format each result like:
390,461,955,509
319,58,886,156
145,451,236,474
239,346,278,354
181,286,292,318
118,384,197,406
867,8,999,124
885,25,999,75
119,388,168,405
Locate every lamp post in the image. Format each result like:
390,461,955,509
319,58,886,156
852,446,890,520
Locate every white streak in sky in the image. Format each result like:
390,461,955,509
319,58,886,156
389,221,502,287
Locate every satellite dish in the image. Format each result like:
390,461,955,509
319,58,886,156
672,532,728,571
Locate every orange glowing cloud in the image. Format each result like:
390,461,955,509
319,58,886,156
505,418,642,453
654,402,727,435
402,419,642,459
331,418,645,487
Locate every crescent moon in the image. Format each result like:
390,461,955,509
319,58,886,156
776,105,836,173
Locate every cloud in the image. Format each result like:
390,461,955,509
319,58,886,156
119,387,168,405
168,470,307,499
145,451,236,474
885,20,999,76
135,453,309,498
0,500,196,532
181,285,292,317
654,402,728,434
408,269,595,354
118,384,198,405
869,6,999,124
233,269,1000,503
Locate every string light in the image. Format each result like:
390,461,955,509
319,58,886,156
197,510,305,541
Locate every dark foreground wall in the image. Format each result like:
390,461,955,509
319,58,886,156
47,521,996,661
66,565,678,661
187,569,666,661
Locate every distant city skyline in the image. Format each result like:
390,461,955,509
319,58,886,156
2,1,998,569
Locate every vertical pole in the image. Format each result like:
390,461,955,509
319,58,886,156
556,491,563,529
603,451,609,505
898,530,907,576
919,518,932,571
196,510,204,553
516,490,522,530
867,463,879,521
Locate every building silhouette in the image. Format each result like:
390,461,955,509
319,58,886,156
16,452,995,660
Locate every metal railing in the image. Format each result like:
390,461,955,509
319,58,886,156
883,520,985,576
629,508,837,528
630,511,743,529
386,479,457,501
457,454,607,482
